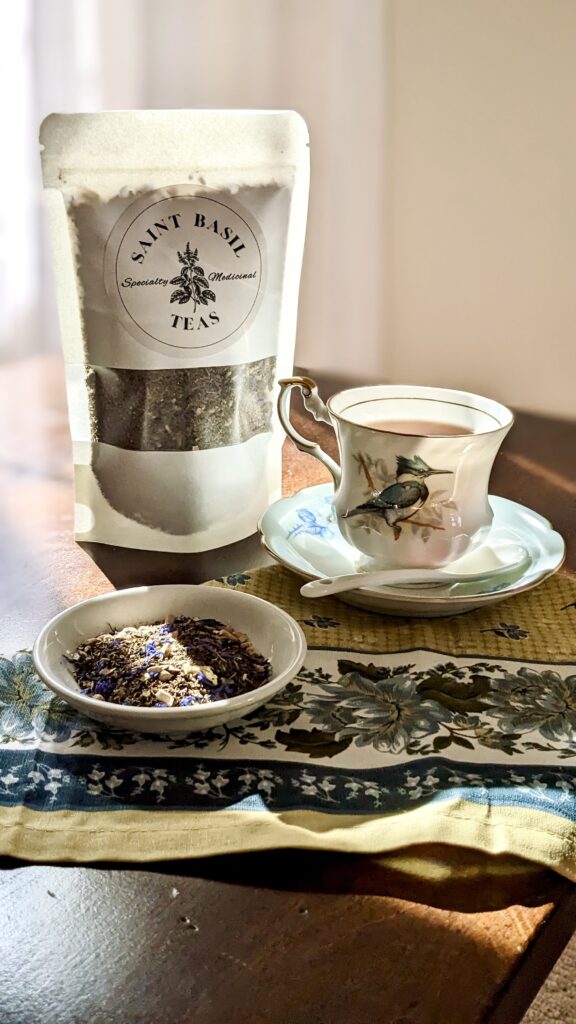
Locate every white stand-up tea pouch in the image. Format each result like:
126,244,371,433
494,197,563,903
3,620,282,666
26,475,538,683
40,110,309,574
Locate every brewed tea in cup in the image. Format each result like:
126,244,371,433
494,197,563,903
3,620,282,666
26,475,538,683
277,379,514,569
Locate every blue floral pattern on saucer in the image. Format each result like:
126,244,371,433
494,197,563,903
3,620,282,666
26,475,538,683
287,496,336,539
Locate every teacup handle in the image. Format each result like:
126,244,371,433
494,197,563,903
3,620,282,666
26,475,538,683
277,376,341,487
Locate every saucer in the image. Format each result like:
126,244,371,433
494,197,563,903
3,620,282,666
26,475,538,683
258,484,565,617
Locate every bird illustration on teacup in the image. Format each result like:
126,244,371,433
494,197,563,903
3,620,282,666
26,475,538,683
344,454,453,540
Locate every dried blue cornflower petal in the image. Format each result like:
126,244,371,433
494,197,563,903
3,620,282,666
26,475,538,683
94,679,116,697
197,671,211,684
179,695,198,706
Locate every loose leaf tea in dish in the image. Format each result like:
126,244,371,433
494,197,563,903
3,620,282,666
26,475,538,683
66,617,271,707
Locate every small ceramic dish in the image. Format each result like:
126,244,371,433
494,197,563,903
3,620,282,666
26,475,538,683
33,585,307,734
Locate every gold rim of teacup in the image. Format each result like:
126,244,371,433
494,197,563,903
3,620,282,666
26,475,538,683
325,386,515,438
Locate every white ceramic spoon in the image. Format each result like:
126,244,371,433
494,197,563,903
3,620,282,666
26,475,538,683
300,540,530,599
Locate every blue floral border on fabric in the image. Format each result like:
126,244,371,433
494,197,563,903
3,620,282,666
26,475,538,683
1,748,575,819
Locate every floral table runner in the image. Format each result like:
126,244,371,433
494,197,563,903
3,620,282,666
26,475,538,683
1,567,576,876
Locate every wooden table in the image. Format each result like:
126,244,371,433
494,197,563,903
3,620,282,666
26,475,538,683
1,355,575,1024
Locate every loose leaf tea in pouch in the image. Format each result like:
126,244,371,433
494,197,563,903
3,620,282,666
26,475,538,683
40,110,309,559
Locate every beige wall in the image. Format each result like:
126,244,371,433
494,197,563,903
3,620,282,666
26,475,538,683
387,0,576,418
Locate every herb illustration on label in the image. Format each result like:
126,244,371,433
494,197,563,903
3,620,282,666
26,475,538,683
105,190,264,353
169,242,216,310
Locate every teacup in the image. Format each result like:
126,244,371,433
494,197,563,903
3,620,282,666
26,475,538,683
277,378,514,569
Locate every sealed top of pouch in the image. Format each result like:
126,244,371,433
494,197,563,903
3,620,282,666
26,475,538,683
40,109,308,188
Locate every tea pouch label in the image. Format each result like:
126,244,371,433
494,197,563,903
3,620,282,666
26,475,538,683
105,188,264,355
40,111,309,552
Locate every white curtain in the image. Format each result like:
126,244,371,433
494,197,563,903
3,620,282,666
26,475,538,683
0,1,41,359
0,0,388,379
0,0,102,358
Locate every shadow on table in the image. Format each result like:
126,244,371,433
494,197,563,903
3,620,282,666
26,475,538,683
1,846,567,914
79,533,272,589
147,847,568,913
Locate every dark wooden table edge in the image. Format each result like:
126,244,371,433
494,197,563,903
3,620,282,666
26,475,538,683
484,880,576,1022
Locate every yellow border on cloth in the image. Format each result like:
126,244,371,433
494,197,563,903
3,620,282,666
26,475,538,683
2,801,576,880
